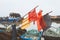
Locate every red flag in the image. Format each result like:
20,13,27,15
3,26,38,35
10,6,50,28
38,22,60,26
28,8,37,22
41,16,47,29
37,10,46,31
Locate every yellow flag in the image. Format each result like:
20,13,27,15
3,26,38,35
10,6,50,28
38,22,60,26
21,22,30,29
22,17,28,23
21,18,30,29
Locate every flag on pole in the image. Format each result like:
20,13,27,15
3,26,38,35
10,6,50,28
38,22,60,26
21,17,30,29
21,8,37,29
37,10,46,31
37,10,43,31
43,13,52,31
28,8,37,22
21,7,37,29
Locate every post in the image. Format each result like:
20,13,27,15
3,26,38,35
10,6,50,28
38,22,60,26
22,5,39,18
11,24,17,40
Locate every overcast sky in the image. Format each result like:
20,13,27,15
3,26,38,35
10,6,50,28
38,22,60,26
0,0,60,17
0,0,60,30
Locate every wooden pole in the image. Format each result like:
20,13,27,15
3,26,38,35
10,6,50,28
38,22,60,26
22,5,39,18
46,11,52,14
43,11,53,16
11,24,17,40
